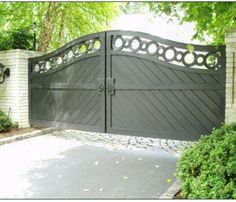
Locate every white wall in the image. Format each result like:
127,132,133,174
0,49,41,127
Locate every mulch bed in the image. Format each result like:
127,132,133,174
0,127,44,139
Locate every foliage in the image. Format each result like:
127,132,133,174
0,110,17,132
148,2,236,44
119,2,149,14
0,2,120,52
177,123,236,199
0,27,34,51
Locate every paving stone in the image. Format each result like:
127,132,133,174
50,130,193,156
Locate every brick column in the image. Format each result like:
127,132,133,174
225,28,236,123
0,49,42,127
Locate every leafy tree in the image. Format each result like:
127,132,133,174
148,2,236,44
119,2,149,14
0,2,119,52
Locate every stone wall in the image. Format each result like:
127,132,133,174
0,49,41,127
225,28,236,123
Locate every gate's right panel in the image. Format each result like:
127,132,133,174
106,31,225,141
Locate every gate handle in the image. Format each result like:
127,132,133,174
107,84,113,93
98,85,104,92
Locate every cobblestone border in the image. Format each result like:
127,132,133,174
51,130,195,157
160,180,181,199
0,128,58,146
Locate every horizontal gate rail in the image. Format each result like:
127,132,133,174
114,84,224,90
30,83,98,90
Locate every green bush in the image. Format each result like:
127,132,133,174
177,123,236,199
0,110,17,132
0,27,34,51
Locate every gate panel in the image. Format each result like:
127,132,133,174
106,31,225,141
29,30,226,141
29,32,106,132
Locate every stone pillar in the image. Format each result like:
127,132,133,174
225,28,236,123
0,49,42,127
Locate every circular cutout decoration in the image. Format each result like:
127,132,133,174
196,54,205,66
112,35,125,50
204,53,219,69
45,61,52,70
182,51,197,66
163,47,176,62
175,51,183,61
141,41,147,50
50,58,57,68
93,39,101,50
157,46,165,56
34,64,40,72
146,41,158,55
68,50,74,59
63,54,68,62
57,57,63,65
40,63,45,70
72,46,80,56
79,44,87,54
86,42,93,52
130,37,141,52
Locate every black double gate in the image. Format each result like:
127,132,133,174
29,30,226,141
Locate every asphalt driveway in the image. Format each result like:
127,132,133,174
0,133,177,199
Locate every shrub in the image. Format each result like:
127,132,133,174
0,27,34,51
0,110,17,132
177,123,236,199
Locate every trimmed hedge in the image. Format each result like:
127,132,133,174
177,123,236,199
0,110,18,132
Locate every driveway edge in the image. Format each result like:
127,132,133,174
0,128,58,146
159,180,181,199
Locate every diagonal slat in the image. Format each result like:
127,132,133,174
145,90,186,132
155,90,195,133
141,90,177,131
128,57,155,84
140,59,165,84
131,90,167,131
185,90,220,125
164,90,203,134
113,57,139,84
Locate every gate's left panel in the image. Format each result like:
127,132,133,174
29,32,106,132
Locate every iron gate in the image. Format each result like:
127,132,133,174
29,30,226,141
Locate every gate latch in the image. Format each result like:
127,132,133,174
106,78,115,95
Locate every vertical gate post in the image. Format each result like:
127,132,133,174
225,28,236,123
0,49,42,127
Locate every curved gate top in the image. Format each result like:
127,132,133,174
29,30,226,141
